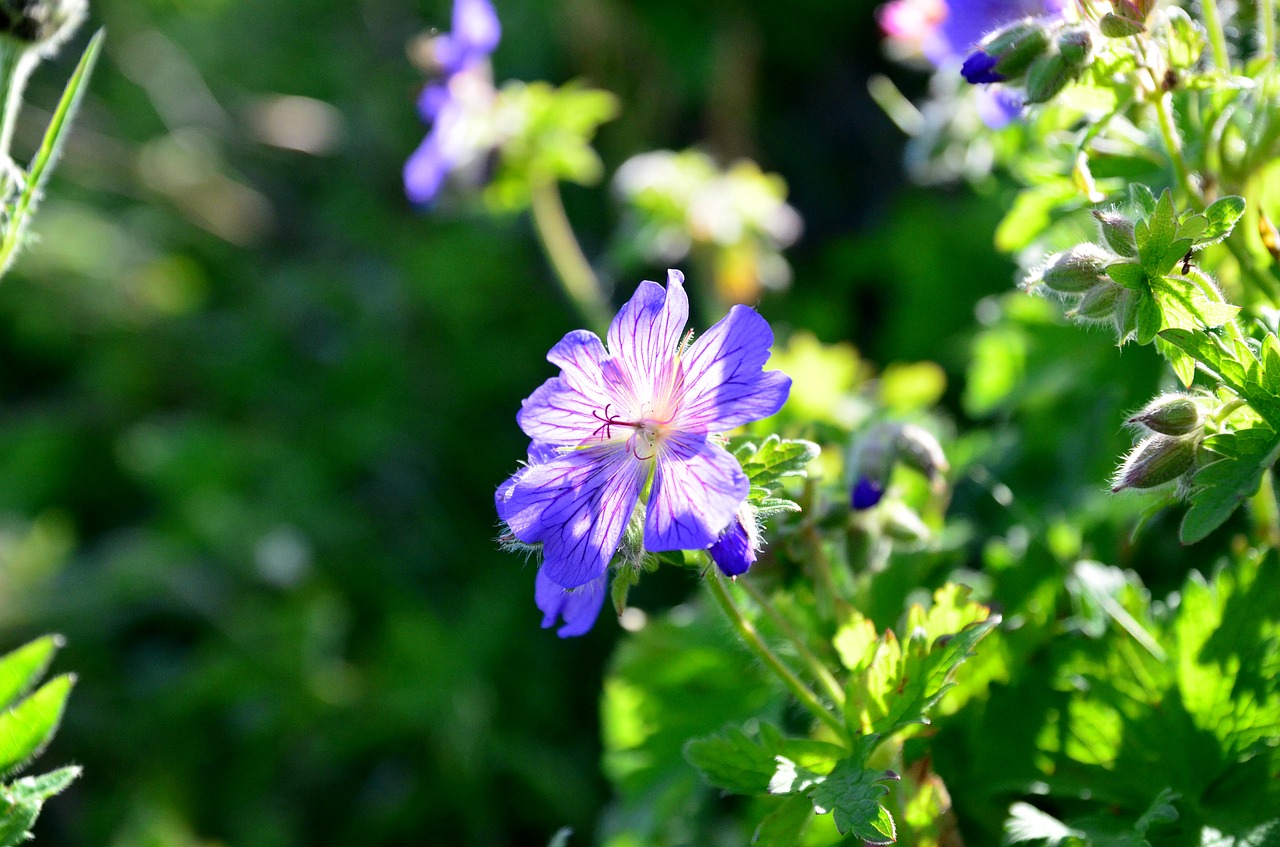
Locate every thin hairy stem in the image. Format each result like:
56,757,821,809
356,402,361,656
706,570,849,740
1263,0,1277,61
738,577,847,708
529,178,612,334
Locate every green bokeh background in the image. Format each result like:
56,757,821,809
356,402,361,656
0,0,1163,844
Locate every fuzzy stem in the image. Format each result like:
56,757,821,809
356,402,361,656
706,570,848,740
1153,91,1201,204
0,40,34,166
737,577,847,708
1201,0,1233,71
529,177,612,335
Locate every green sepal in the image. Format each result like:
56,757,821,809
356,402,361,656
0,636,62,711
1107,261,1149,290
1130,183,1158,218
0,767,81,847
0,673,74,778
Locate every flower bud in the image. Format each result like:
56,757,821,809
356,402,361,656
896,423,949,484
1068,281,1124,321
989,24,1051,79
1099,12,1145,37
0,0,84,50
708,507,759,577
1025,53,1073,104
1093,210,1138,257
1128,394,1203,436
1112,435,1196,492
850,424,899,511
961,50,1004,84
1057,29,1092,70
1040,243,1113,294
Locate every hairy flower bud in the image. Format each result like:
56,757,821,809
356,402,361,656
988,23,1051,79
882,501,931,542
1039,243,1113,294
1099,12,1145,37
896,423,949,484
1057,29,1092,70
1093,210,1138,257
1068,281,1124,321
1112,435,1196,492
1025,53,1074,103
1128,394,1203,436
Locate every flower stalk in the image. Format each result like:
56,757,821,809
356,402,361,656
706,570,848,740
530,177,612,335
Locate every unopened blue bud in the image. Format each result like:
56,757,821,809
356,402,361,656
851,477,885,511
708,510,758,577
961,50,1005,84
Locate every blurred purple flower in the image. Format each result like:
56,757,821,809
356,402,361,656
496,270,790,633
404,0,501,205
975,87,1025,127
851,477,885,511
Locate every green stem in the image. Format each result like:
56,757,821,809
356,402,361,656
529,177,612,335
1153,91,1201,203
705,571,848,740
1201,0,1233,71
738,577,847,708
1263,0,1277,61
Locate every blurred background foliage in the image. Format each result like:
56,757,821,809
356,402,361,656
0,0,1182,844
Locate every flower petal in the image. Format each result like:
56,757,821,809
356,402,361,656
498,445,645,588
535,570,607,637
606,270,689,403
404,131,451,206
673,305,791,431
451,0,501,63
645,433,748,551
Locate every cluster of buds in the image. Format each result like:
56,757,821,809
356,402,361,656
1024,210,1140,338
1112,393,1207,492
849,422,949,511
960,18,1093,105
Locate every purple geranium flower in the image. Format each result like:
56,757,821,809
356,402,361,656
496,270,790,632
404,0,501,205
935,0,1065,62
960,50,1005,84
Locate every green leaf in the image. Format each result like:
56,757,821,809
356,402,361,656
1137,189,1179,276
1155,335,1197,386
1005,802,1084,844
0,674,74,778
1181,429,1280,543
684,722,843,795
1149,275,1239,333
0,30,104,279
0,637,62,712
1202,196,1247,244
1106,261,1149,290
737,435,820,489
753,794,814,846
1100,12,1146,36
995,181,1081,253
1130,184,1158,218
809,757,900,843
1135,294,1162,345
1160,329,1280,428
